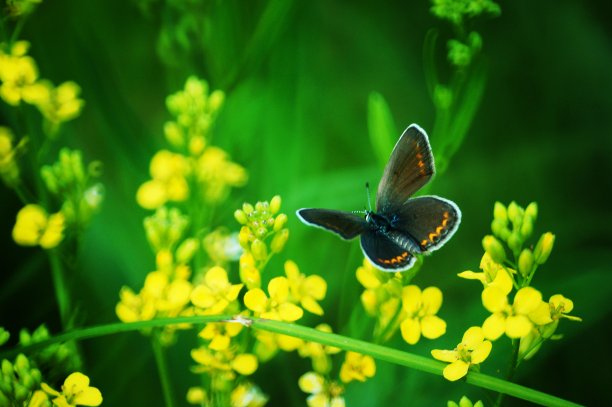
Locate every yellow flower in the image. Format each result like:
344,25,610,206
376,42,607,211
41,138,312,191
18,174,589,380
547,294,581,322
244,277,303,322
41,372,102,406
356,258,403,316
0,41,39,106
25,80,84,134
191,347,258,378
198,322,243,351
230,381,269,407
339,351,376,383
298,372,345,407
399,285,447,345
27,390,50,407
136,150,189,209
191,266,243,315
186,387,208,405
12,204,65,249
196,146,247,203
253,330,303,362
431,326,492,381
284,260,327,315
457,252,514,295
298,324,341,374
481,286,544,340
239,253,261,289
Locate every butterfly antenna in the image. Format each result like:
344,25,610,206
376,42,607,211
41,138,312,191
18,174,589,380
365,182,373,212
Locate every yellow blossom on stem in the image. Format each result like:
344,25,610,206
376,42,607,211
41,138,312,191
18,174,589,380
230,381,269,407
399,285,447,345
481,286,544,340
298,372,345,407
431,326,492,381
244,276,303,322
253,330,303,362
457,252,514,295
12,204,65,249
547,294,581,322
339,351,376,383
136,150,190,209
298,324,341,374
355,258,403,316
191,347,258,378
191,266,243,315
239,252,261,289
284,260,327,315
196,146,247,203
0,41,39,106
198,322,243,351
41,372,102,406
25,80,85,136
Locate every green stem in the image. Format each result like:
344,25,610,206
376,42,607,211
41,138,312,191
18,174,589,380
48,248,72,329
495,338,521,407
152,333,176,407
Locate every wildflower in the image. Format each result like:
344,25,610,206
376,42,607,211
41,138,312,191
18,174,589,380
355,258,402,316
244,277,303,322
298,372,345,407
431,326,492,381
25,80,85,136
457,252,513,295
196,146,247,203
339,352,376,383
143,207,189,253
284,260,327,315
186,387,208,405
198,322,243,351
298,324,341,374
191,347,258,378
191,266,243,315
231,381,269,407
136,150,189,209
41,372,102,406
239,253,261,289
546,294,581,322
0,41,39,105
533,232,555,264
253,330,303,362
0,126,21,186
481,286,544,340
400,285,446,345
12,204,65,249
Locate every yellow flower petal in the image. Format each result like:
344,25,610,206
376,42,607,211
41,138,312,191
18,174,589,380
470,340,492,364
482,286,507,313
284,260,300,280
400,317,421,345
457,270,486,283
190,285,214,308
298,372,324,393
268,277,289,302
402,285,422,313
231,354,258,375
431,349,457,363
421,315,446,339
422,286,443,314
462,326,485,348
356,261,381,288
136,180,167,209
506,315,532,338
205,266,230,289
278,302,303,322
73,387,103,406
209,335,230,351
491,268,513,295
304,275,327,299
302,296,324,316
513,287,542,315
550,294,573,313
529,302,553,325
244,288,268,313
443,360,469,381
482,313,505,340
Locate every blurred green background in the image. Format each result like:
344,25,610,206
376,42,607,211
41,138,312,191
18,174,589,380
1,0,611,405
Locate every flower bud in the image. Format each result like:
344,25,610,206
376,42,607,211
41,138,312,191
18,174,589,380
156,249,173,269
493,201,507,222
507,232,522,254
525,202,538,222
518,249,534,277
251,239,268,261
164,121,184,148
534,232,555,264
271,229,289,253
507,201,522,224
520,218,533,239
482,235,506,263
242,203,254,215
273,213,287,231
234,209,248,225
176,238,198,264
491,219,509,239
270,195,282,214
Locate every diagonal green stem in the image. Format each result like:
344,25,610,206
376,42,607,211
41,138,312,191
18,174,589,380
152,333,176,407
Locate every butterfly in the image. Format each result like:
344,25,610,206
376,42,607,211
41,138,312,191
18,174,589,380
296,124,461,272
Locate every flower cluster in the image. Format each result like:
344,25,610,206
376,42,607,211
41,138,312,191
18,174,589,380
356,258,447,345
434,201,581,381
0,41,84,136
136,77,247,209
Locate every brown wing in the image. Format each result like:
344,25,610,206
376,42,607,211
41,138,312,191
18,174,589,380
376,124,435,214
296,208,368,240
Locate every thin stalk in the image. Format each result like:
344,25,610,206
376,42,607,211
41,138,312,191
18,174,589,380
48,248,72,329
152,333,176,407
494,338,521,407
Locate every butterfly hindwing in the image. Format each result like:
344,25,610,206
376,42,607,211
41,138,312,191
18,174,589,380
389,195,461,253
376,124,435,214
296,208,368,240
360,229,416,271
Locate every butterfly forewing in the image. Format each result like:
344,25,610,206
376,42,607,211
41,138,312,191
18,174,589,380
376,124,435,214
391,196,461,253
296,208,368,240
360,230,416,271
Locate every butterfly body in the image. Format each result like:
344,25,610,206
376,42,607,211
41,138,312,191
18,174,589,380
297,124,461,272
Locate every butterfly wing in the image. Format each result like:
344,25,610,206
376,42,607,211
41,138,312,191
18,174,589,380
390,195,461,253
376,124,435,214
296,208,368,240
360,230,416,271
